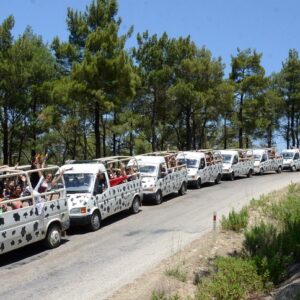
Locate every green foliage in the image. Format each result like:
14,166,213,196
196,257,264,300
165,263,187,282
220,208,249,232
244,184,300,284
151,291,180,300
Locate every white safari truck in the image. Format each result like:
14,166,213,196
176,150,222,188
253,148,283,174
220,149,254,180
63,156,143,231
135,152,188,205
282,148,300,171
0,165,69,255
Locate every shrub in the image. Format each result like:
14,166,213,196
151,290,180,300
244,222,293,284
196,257,264,300
220,208,249,232
165,264,187,282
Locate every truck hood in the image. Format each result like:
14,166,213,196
222,163,232,170
141,176,156,188
67,193,92,208
187,168,198,176
254,161,261,167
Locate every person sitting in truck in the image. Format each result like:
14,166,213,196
96,172,108,194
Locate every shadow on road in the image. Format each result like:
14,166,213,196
0,238,69,268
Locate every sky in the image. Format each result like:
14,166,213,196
0,0,299,77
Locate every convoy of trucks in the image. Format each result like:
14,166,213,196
0,147,298,255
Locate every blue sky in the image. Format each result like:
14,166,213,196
0,0,299,77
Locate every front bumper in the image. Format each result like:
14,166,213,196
70,214,91,226
282,164,292,170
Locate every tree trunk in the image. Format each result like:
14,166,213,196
291,99,295,147
94,102,101,158
83,120,88,160
112,111,117,156
286,111,290,149
151,88,158,152
101,114,106,157
267,123,272,148
2,107,9,165
296,116,299,148
223,117,227,149
186,107,191,150
238,94,244,149
192,111,196,150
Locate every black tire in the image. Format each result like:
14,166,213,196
276,166,282,174
178,182,187,195
44,223,61,249
229,172,235,181
291,165,296,172
130,196,140,214
247,169,253,178
215,174,221,184
89,210,101,231
195,178,201,189
154,190,162,205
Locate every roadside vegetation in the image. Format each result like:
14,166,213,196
151,183,300,300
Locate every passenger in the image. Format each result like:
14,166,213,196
35,161,64,194
11,185,23,209
96,173,108,193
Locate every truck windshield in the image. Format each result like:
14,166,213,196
177,158,198,168
64,173,94,193
222,154,232,163
283,152,294,159
140,165,157,176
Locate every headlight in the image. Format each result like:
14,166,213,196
70,207,87,214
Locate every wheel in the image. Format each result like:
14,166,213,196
44,224,61,249
195,178,201,189
178,182,187,195
130,196,140,214
229,172,235,181
291,165,296,172
154,190,162,205
89,210,101,231
215,174,221,184
259,168,263,175
247,169,253,178
276,166,282,174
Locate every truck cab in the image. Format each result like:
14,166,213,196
63,156,143,231
253,148,283,174
282,149,300,171
0,165,69,255
220,149,254,180
136,153,187,205
176,151,222,188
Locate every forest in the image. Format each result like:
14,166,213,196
0,0,299,165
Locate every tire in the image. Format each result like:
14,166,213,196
44,224,61,249
291,165,296,172
130,196,140,214
229,172,235,181
276,166,282,174
178,182,187,195
89,210,101,231
215,174,221,184
154,190,162,205
259,168,263,175
195,178,201,189
247,169,253,178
